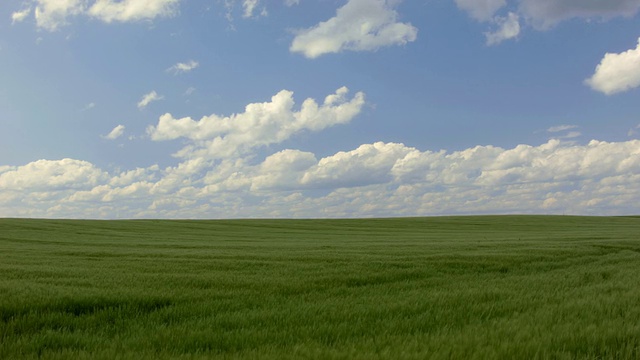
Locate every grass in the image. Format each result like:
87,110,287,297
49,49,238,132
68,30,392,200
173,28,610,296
1,215,640,359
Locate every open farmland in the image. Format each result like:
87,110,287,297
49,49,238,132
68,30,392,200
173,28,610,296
1,216,640,359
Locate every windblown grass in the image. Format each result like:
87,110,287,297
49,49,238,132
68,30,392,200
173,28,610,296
1,216,639,359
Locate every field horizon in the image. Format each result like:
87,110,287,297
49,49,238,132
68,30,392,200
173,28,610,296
2,215,640,359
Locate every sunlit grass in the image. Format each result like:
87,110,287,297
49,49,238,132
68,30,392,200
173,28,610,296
1,216,639,359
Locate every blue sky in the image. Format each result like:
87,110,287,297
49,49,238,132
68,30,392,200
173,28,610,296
1,0,640,218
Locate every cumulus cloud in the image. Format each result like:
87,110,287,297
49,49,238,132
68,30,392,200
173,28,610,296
11,7,32,24
137,91,163,109
34,0,86,31
250,150,317,191
3,138,640,218
166,60,199,75
519,0,640,29
88,0,179,23
0,159,107,191
102,125,125,140
585,38,640,95
25,0,180,30
301,142,414,188
485,12,520,45
3,90,640,218
290,0,418,58
147,86,366,159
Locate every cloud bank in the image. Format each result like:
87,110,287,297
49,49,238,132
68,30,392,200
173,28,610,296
2,88,640,219
2,138,640,218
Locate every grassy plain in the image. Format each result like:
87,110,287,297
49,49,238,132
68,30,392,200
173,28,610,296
1,216,640,359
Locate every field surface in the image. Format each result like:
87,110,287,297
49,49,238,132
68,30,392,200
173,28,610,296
1,216,640,359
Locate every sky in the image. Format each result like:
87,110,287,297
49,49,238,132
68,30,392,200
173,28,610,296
1,0,640,219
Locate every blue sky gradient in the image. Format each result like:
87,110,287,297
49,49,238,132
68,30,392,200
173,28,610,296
1,0,640,218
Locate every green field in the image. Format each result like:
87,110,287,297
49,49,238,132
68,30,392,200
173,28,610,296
1,216,640,359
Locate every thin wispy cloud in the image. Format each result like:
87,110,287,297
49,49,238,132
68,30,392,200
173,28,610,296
546,125,581,140
559,131,582,139
11,7,31,24
485,12,520,46
457,0,640,46
102,125,125,140
242,0,260,18
166,60,199,75
137,91,163,109
79,102,96,112
547,125,578,133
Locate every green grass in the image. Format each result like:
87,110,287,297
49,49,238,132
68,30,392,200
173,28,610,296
1,216,640,359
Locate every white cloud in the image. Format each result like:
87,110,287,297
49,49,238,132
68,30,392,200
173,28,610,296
485,12,520,46
109,166,159,187
546,125,581,140
290,0,418,58
455,0,640,46
102,125,125,140
250,150,317,190
11,7,32,24
3,89,640,218
301,142,414,188
88,0,180,23
34,0,86,31
585,38,640,95
284,0,299,6
547,124,578,133
166,60,199,75
0,159,107,191
562,131,582,139
453,1,518,46
26,0,180,30
519,0,640,29
147,86,366,159
80,102,96,111
454,0,506,21
137,91,163,109
242,0,260,18
3,136,640,218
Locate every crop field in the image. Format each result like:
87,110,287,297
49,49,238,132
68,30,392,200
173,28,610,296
1,216,640,359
